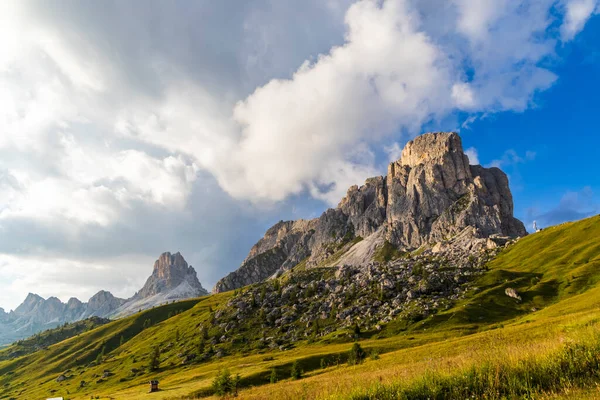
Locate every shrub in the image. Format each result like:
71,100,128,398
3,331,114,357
348,343,367,365
212,369,232,396
212,369,240,396
369,349,380,360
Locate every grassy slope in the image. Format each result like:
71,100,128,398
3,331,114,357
1,215,599,400
0,317,110,362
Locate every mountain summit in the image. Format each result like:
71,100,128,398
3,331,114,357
136,252,207,299
111,252,208,317
214,132,527,292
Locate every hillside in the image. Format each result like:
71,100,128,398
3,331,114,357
1,214,599,400
0,317,110,362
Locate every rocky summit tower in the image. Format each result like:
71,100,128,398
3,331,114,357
214,132,526,293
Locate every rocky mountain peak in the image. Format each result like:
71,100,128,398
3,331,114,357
152,251,189,280
214,131,527,293
13,293,45,315
399,132,466,168
136,252,208,299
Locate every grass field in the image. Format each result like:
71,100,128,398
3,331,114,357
1,215,599,400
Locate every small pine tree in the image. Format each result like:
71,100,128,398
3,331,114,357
198,337,205,354
175,329,180,342
353,323,361,339
270,368,277,384
320,358,327,369
147,345,160,372
348,343,367,365
260,285,267,303
119,336,124,347
290,360,302,380
212,369,232,396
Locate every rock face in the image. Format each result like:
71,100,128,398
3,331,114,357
0,251,207,345
135,252,207,299
214,132,526,293
84,291,126,318
113,252,208,317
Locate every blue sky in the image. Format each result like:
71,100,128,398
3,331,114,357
0,0,598,311
460,17,600,229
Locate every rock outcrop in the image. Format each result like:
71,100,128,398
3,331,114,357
212,239,507,348
112,252,208,317
135,252,207,299
214,132,526,293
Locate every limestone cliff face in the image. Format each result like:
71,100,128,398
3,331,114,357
214,132,526,293
385,132,525,247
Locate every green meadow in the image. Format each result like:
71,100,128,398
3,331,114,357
1,215,599,400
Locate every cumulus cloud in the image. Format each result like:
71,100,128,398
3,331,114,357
561,0,600,40
0,0,598,309
120,0,580,204
487,149,537,169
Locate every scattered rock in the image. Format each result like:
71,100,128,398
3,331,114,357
505,287,521,301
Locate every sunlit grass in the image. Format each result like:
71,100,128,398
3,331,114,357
1,215,599,400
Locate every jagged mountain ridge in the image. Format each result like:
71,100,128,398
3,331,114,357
0,252,207,346
214,132,527,293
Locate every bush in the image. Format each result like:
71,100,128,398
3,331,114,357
213,369,234,396
348,343,367,366
369,349,380,360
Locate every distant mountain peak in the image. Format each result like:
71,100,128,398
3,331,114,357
137,251,207,299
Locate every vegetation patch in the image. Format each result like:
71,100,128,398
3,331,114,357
349,332,600,400
373,241,406,263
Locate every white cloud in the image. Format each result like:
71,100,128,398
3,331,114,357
464,147,480,165
0,0,597,310
0,253,154,311
452,83,476,109
487,149,536,168
384,142,403,162
561,0,599,40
